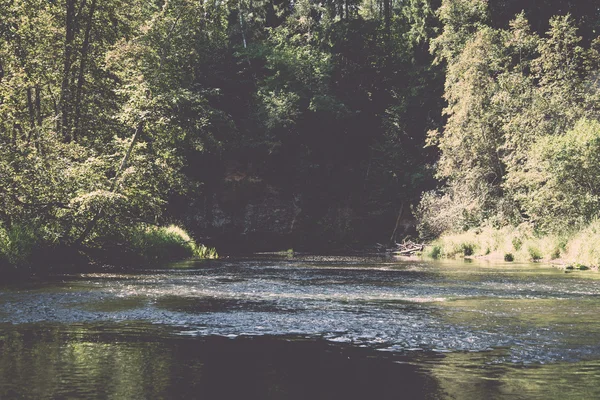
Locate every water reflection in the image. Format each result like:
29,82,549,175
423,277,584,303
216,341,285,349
0,324,439,400
425,351,600,400
2,324,600,399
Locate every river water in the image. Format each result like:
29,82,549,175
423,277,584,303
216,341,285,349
2,256,600,399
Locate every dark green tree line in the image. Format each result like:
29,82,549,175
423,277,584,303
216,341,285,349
3,0,599,268
419,0,600,238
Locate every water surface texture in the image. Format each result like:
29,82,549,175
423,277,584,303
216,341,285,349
2,256,600,399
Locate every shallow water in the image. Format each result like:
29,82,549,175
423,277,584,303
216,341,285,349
2,256,600,399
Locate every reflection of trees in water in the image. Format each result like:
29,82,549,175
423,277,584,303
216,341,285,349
0,326,171,399
429,351,600,400
0,325,440,399
2,324,600,399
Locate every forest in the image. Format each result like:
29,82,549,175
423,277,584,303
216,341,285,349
1,0,600,271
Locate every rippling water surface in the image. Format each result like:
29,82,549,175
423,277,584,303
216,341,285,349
2,256,600,399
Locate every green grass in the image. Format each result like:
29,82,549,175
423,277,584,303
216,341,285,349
128,224,218,264
424,221,600,269
0,222,218,273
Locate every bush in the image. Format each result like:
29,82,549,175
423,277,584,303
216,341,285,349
425,220,600,267
0,224,44,268
527,245,542,261
128,224,217,264
196,244,219,259
426,244,443,259
461,242,475,256
416,186,486,240
0,226,8,269
512,237,523,251
547,237,567,260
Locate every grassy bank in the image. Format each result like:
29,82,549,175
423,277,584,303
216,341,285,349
424,220,600,270
0,223,217,275
126,224,218,263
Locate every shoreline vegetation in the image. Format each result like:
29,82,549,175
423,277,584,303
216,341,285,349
1,0,599,276
0,223,217,277
413,1,600,273
422,221,600,271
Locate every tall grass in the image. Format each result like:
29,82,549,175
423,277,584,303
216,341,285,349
0,225,7,268
424,220,600,268
0,223,218,272
128,224,218,264
565,219,600,268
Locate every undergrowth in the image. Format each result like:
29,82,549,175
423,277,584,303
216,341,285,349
128,224,218,263
424,220,600,268
0,223,218,273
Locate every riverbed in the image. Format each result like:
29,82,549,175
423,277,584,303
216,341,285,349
2,256,600,399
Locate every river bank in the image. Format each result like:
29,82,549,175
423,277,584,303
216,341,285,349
424,221,600,270
0,224,217,279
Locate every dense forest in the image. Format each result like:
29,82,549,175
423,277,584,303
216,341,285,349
1,0,600,269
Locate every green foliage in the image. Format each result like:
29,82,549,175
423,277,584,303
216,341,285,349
0,223,50,269
420,0,600,240
461,242,476,256
128,225,217,264
565,219,600,268
3,0,600,267
515,119,600,231
196,244,219,260
425,244,443,259
428,220,600,268
512,237,523,251
527,245,542,261
550,247,561,260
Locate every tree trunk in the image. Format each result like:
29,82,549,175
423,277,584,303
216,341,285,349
59,0,76,141
238,5,247,49
26,87,36,137
35,86,42,127
73,0,97,142
383,0,391,33
389,201,405,244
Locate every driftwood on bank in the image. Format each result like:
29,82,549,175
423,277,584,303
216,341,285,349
372,240,424,255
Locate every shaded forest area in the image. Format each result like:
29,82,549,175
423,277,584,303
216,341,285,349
1,0,600,266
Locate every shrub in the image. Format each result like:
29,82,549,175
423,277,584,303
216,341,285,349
512,237,523,251
426,244,443,259
0,224,44,268
128,224,217,264
528,245,542,261
196,244,219,259
0,226,8,268
504,253,514,262
461,242,475,256
416,187,487,240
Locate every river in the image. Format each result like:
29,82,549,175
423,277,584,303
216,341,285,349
2,255,600,399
